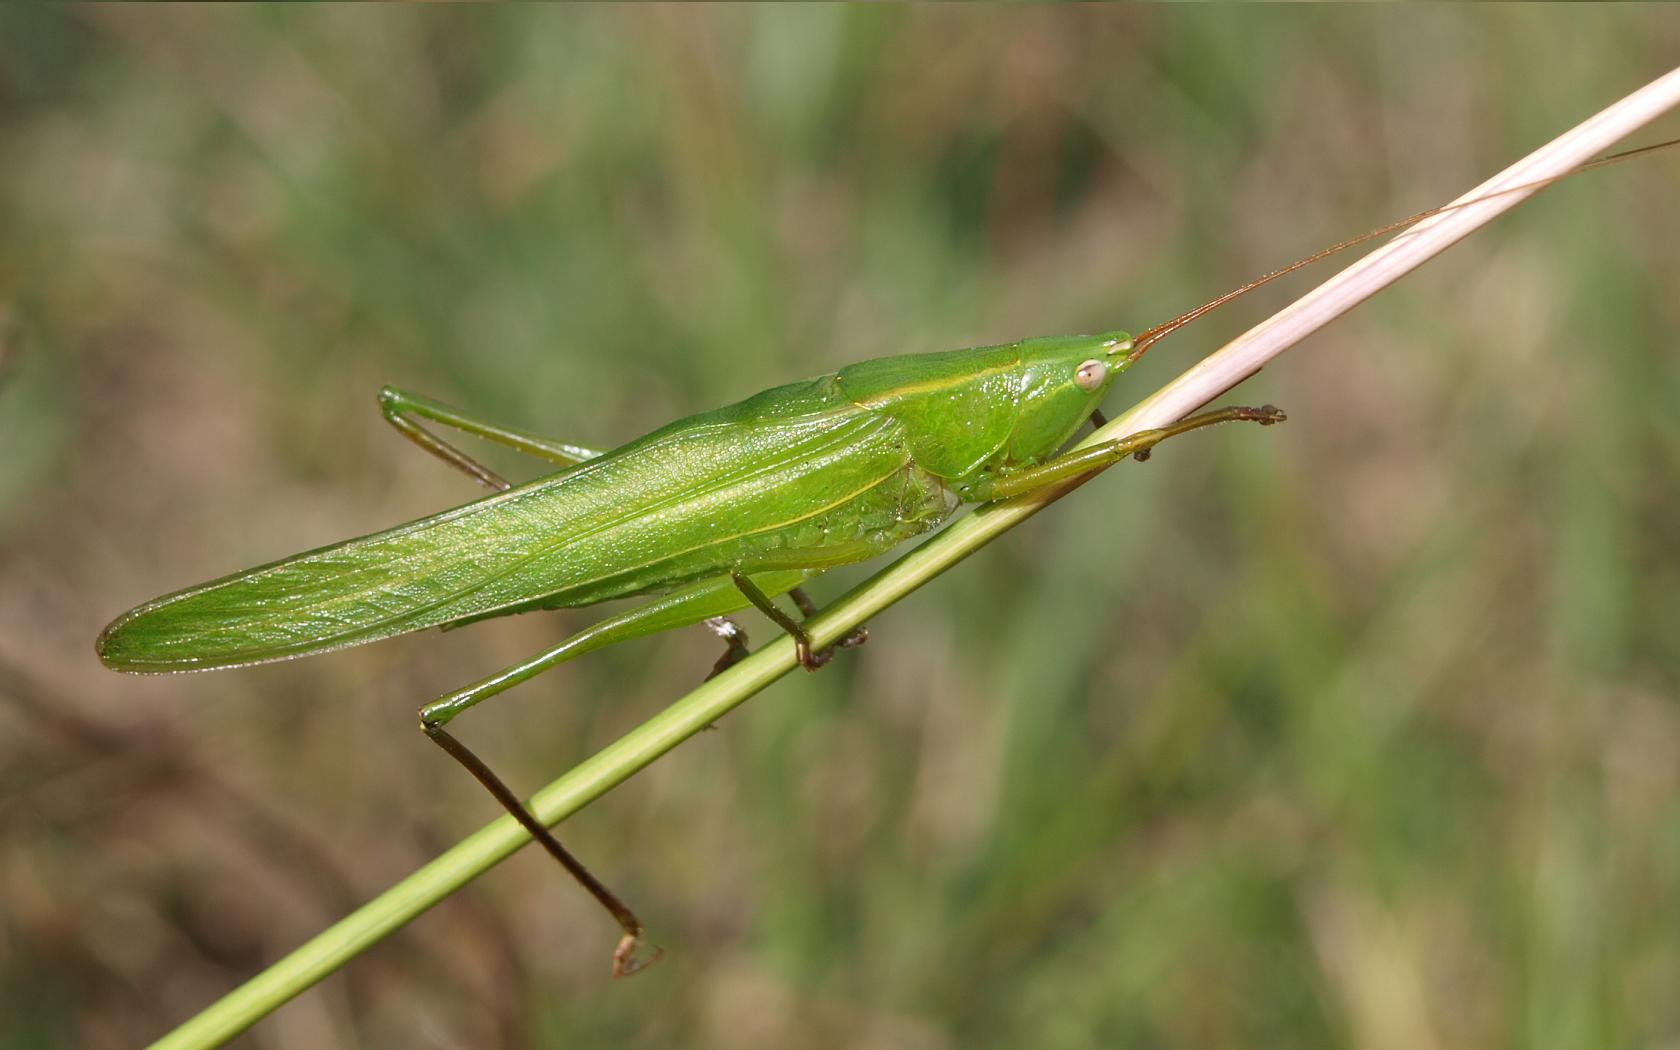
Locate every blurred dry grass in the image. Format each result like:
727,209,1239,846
2,7,1679,1049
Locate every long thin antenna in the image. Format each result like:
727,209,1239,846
1126,136,1680,364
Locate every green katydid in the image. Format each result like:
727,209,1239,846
94,138,1676,976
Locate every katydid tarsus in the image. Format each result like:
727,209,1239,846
94,137,1678,976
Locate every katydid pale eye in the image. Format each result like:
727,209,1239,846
1074,360,1106,391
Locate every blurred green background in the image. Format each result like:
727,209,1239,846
3,7,1679,1049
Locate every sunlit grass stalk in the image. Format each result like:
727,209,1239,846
152,66,1680,1050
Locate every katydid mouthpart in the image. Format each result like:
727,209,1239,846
95,136,1678,977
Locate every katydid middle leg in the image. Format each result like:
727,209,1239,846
790,587,869,657
729,563,874,672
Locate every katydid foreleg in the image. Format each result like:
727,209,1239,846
963,404,1287,502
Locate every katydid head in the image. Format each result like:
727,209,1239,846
1002,331,1136,463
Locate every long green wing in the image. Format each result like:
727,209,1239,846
98,386,907,673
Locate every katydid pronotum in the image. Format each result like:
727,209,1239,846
96,138,1676,976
